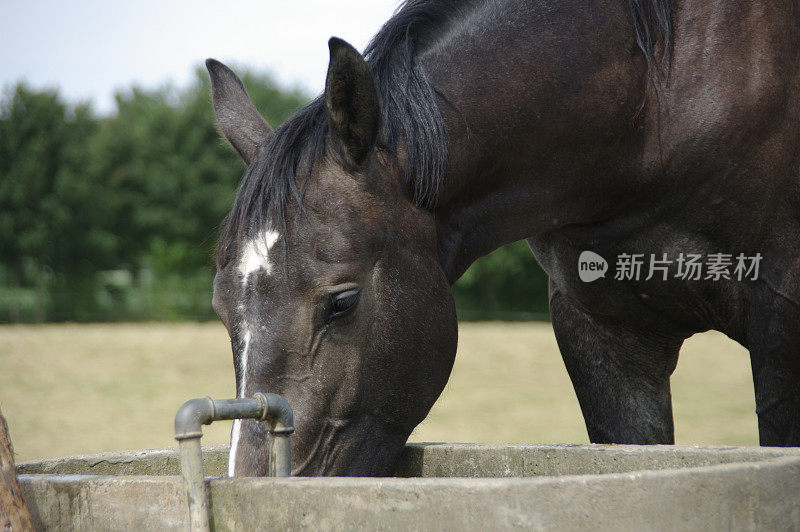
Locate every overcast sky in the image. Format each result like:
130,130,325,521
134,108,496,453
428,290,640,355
1,0,401,114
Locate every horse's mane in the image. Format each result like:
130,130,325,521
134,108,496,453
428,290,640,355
628,0,673,90
216,0,673,266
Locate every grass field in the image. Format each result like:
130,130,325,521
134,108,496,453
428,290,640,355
0,322,757,462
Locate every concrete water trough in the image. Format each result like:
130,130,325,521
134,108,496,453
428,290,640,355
17,442,800,530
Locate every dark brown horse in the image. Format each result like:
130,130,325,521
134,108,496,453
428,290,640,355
208,0,800,476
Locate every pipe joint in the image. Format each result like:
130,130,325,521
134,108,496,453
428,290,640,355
174,396,215,441
175,393,295,532
254,392,295,434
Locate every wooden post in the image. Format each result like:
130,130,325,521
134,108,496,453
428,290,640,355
0,410,34,531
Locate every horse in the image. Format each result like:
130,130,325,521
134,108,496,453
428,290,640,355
207,0,800,476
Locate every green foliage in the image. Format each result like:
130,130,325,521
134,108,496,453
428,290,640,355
453,241,549,320
92,68,307,274
0,70,549,322
0,84,116,320
0,86,107,274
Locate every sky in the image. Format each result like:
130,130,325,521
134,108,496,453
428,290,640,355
1,0,402,114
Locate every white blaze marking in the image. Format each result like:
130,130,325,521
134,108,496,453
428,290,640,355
237,229,280,287
229,420,242,476
228,328,251,477
230,228,278,476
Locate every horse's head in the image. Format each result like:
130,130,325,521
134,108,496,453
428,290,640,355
209,39,457,476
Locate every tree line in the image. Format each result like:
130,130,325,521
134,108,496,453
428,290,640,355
0,69,548,322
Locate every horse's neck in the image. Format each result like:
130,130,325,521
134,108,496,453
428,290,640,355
425,0,800,284
419,0,650,283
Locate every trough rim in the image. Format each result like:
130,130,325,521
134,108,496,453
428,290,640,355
16,454,800,487
17,441,800,479
18,441,800,463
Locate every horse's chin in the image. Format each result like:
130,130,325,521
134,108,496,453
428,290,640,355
289,419,409,477
231,409,414,477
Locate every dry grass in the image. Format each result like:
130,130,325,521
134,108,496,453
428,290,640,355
0,322,756,462
412,323,757,446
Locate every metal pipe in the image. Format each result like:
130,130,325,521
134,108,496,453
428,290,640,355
174,393,295,532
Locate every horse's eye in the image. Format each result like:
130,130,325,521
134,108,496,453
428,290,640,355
330,289,361,319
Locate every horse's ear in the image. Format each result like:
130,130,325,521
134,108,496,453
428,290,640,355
324,38,380,165
206,59,273,165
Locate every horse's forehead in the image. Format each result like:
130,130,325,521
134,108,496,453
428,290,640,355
236,227,280,287
308,159,388,206
230,212,379,281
